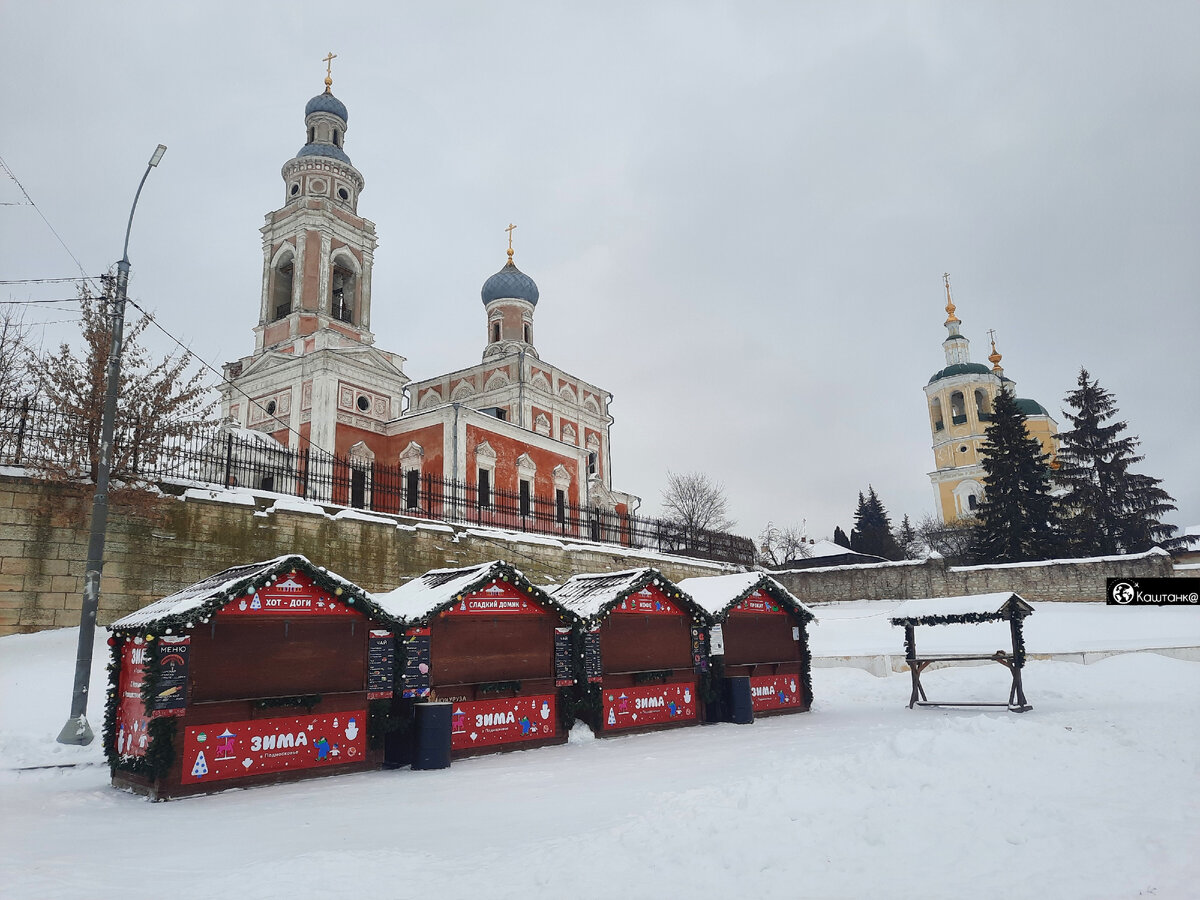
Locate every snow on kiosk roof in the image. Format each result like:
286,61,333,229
108,554,392,633
678,571,816,622
550,568,708,624
372,560,578,625
888,592,1035,626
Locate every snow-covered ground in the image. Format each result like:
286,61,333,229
810,599,1200,657
2,623,1199,899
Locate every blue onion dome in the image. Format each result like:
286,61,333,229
482,259,539,306
305,90,348,123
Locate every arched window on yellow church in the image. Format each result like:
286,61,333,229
975,389,993,421
930,397,944,431
271,252,294,321
950,391,967,425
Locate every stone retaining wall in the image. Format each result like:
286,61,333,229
773,550,1177,606
0,474,729,635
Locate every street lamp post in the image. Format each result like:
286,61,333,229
57,143,167,746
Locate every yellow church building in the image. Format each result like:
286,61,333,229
925,276,1058,522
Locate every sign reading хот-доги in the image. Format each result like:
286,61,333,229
181,711,367,785
220,572,357,617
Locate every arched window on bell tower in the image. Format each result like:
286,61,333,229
930,397,944,432
331,264,355,324
271,252,294,321
975,388,992,420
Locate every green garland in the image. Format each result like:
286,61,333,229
632,669,674,685
101,636,124,770
892,612,1031,668
477,680,521,694
254,694,321,712
102,635,177,780
368,697,413,751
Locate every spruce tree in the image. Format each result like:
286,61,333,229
895,514,919,559
850,485,902,559
832,526,851,549
1055,368,1177,554
970,389,1061,562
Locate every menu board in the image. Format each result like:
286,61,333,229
367,630,395,700
690,627,709,673
401,626,432,698
151,635,190,717
583,627,602,683
554,627,573,687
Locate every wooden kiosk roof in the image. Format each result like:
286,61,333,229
108,555,391,634
677,571,817,622
551,568,707,625
373,560,578,626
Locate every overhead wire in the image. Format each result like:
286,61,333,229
0,154,98,290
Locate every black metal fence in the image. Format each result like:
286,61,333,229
0,397,756,566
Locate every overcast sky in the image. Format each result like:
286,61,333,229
3,1,1198,544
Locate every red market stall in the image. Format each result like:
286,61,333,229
552,569,711,737
106,556,401,799
374,560,581,758
680,572,815,719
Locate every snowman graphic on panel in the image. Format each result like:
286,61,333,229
539,700,551,721
344,718,359,741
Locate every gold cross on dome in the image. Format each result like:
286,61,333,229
505,223,517,260
323,51,338,90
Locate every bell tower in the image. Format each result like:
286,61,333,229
220,57,407,467
254,54,377,355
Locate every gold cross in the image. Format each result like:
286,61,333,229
505,223,517,251
323,52,337,89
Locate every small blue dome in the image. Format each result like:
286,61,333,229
305,91,348,122
296,143,353,165
481,260,539,306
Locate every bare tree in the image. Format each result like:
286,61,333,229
660,470,735,534
0,306,33,401
30,276,213,485
758,520,809,567
915,512,977,564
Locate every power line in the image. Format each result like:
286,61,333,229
0,277,99,285
124,296,338,456
0,301,83,309
0,154,98,290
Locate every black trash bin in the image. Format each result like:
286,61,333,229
726,676,754,725
413,701,452,770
